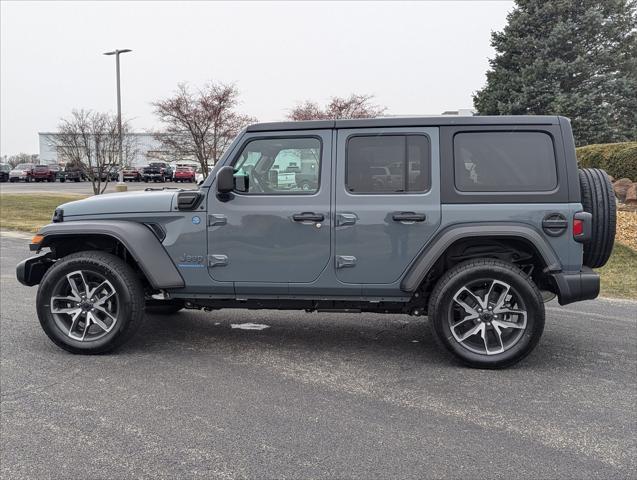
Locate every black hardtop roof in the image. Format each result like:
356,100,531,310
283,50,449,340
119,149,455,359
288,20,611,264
246,115,564,132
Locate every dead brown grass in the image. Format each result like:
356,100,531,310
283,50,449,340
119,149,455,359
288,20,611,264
616,209,637,250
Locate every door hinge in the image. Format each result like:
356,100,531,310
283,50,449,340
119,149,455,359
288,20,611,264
208,254,229,267
336,213,358,227
208,214,227,227
336,255,357,269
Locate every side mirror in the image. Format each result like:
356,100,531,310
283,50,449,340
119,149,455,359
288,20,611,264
216,166,235,193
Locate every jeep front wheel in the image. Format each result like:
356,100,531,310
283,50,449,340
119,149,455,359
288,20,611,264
36,251,145,354
428,259,544,369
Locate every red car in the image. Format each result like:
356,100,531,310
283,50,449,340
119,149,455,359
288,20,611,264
32,165,56,182
122,167,141,182
174,166,196,183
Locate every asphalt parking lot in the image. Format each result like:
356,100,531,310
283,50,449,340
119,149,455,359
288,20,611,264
1,179,197,195
1,233,636,479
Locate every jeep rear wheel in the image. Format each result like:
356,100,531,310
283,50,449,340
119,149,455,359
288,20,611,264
579,168,616,268
36,251,145,354
428,259,544,369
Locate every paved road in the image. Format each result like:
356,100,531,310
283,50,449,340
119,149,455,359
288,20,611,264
1,233,636,479
0,180,197,195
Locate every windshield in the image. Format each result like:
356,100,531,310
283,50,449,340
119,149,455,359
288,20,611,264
15,163,34,170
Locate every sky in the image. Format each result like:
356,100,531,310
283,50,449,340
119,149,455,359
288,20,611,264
0,0,514,156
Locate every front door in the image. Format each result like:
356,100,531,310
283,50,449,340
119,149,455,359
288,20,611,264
334,127,441,285
207,131,332,287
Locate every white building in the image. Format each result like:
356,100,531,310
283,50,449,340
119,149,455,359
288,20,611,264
38,132,171,167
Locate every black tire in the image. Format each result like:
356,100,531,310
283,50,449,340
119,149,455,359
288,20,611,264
36,251,145,354
428,258,544,369
145,300,184,315
579,168,616,268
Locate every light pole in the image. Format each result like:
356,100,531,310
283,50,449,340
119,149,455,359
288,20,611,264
103,49,132,186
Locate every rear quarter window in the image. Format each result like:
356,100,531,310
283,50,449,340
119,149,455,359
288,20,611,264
453,131,557,192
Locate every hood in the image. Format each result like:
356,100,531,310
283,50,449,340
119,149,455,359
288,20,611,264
59,190,178,217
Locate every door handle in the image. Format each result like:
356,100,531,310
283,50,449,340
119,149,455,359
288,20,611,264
292,212,324,223
392,212,426,223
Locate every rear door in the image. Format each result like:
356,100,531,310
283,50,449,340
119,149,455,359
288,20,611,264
334,127,441,285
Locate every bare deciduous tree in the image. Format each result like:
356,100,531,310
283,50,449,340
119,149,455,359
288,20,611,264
288,94,386,121
5,153,38,168
51,109,137,195
152,82,256,173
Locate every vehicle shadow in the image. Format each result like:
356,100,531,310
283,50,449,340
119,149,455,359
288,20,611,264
126,309,445,360
122,309,583,371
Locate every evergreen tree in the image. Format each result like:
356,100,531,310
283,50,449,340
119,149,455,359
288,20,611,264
474,0,636,146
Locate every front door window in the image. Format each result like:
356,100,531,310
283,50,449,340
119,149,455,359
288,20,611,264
233,137,321,194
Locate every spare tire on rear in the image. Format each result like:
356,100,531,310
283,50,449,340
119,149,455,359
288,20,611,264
578,168,616,268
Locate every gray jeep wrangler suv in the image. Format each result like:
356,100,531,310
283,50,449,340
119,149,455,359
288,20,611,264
17,116,616,368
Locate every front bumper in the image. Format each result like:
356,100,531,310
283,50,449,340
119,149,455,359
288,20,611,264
549,267,600,305
16,253,55,286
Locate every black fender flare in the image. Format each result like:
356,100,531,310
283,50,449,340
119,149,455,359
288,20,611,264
34,221,184,289
400,223,562,292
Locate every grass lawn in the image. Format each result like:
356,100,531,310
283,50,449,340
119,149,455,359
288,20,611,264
1,193,635,299
0,194,86,232
596,243,637,300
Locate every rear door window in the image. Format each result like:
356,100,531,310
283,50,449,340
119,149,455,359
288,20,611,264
346,135,430,194
453,131,557,192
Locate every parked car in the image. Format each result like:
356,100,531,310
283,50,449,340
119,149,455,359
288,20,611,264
294,172,319,192
48,165,64,181
89,166,119,182
60,164,84,182
0,163,10,182
17,116,615,369
32,165,56,182
195,166,214,184
174,166,196,183
142,162,172,182
122,166,142,182
9,163,35,182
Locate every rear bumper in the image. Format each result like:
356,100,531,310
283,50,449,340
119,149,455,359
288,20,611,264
549,267,600,305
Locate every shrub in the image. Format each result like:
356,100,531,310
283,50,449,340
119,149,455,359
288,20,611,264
576,142,637,181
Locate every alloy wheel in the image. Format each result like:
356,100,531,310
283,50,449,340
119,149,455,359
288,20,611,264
50,270,119,341
448,279,527,355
